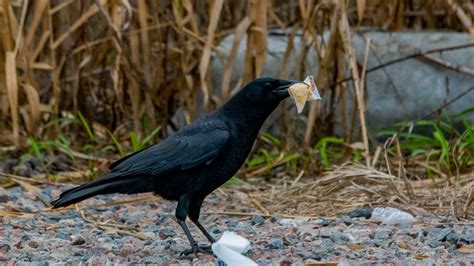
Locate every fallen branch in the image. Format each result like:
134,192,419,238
335,42,474,86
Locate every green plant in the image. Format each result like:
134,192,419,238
378,111,474,174
107,129,126,157
314,137,344,168
77,112,95,143
130,126,161,152
27,135,75,162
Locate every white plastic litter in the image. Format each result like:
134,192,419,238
211,231,257,266
288,75,321,113
371,207,416,224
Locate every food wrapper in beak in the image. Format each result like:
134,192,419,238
288,75,321,113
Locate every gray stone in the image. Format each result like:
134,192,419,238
427,227,452,240
143,256,171,264
210,31,474,137
330,232,350,244
28,261,48,266
266,238,284,249
209,225,222,235
225,218,238,228
18,198,36,213
295,217,309,226
321,238,335,249
236,221,249,229
256,258,271,266
446,261,461,266
464,226,474,236
158,227,176,240
446,233,474,245
251,215,265,225
279,218,296,227
0,187,10,203
71,235,86,246
374,228,393,240
55,230,70,240
426,228,452,247
0,244,11,252
360,240,377,247
399,223,414,229
346,208,374,219
311,249,330,261
314,217,331,227
27,241,39,249
341,215,358,226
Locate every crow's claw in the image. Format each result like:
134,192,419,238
180,244,213,257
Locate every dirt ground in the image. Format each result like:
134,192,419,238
1,182,473,265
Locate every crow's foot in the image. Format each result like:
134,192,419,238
180,244,213,257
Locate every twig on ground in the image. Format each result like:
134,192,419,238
0,172,56,186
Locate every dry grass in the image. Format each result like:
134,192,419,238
0,0,472,147
0,1,473,219
250,162,474,218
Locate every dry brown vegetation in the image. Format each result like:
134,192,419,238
0,0,472,146
0,1,473,218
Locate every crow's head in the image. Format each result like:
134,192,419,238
241,77,298,104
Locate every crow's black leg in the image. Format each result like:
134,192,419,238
176,194,213,256
189,197,216,244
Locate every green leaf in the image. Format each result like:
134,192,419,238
130,132,141,152
77,112,94,142
315,137,344,168
28,137,42,159
106,129,126,156
141,126,161,147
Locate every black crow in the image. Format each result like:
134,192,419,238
51,77,297,255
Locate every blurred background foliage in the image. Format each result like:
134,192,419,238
0,0,473,179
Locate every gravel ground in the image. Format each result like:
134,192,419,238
0,185,473,265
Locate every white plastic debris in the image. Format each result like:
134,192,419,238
288,75,321,113
212,231,257,266
371,207,416,224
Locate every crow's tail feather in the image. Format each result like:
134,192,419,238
50,173,150,208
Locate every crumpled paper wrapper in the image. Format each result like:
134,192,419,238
288,75,321,113
212,231,257,266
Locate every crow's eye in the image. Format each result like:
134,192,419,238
264,83,272,90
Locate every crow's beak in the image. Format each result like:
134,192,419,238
273,79,299,98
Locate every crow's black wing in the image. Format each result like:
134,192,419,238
108,120,230,177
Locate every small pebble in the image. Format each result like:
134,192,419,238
208,225,222,234
330,232,350,244
426,228,452,247
0,244,11,252
251,215,265,226
158,227,177,240
256,258,271,266
374,228,393,240
270,216,280,223
311,249,329,261
71,236,86,246
279,218,296,227
295,217,309,226
446,233,474,245
266,238,284,249
346,208,374,219
341,215,357,226
314,217,331,226
28,241,39,249
0,187,10,203
463,226,474,236
56,230,70,240
225,219,238,228
236,221,249,228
